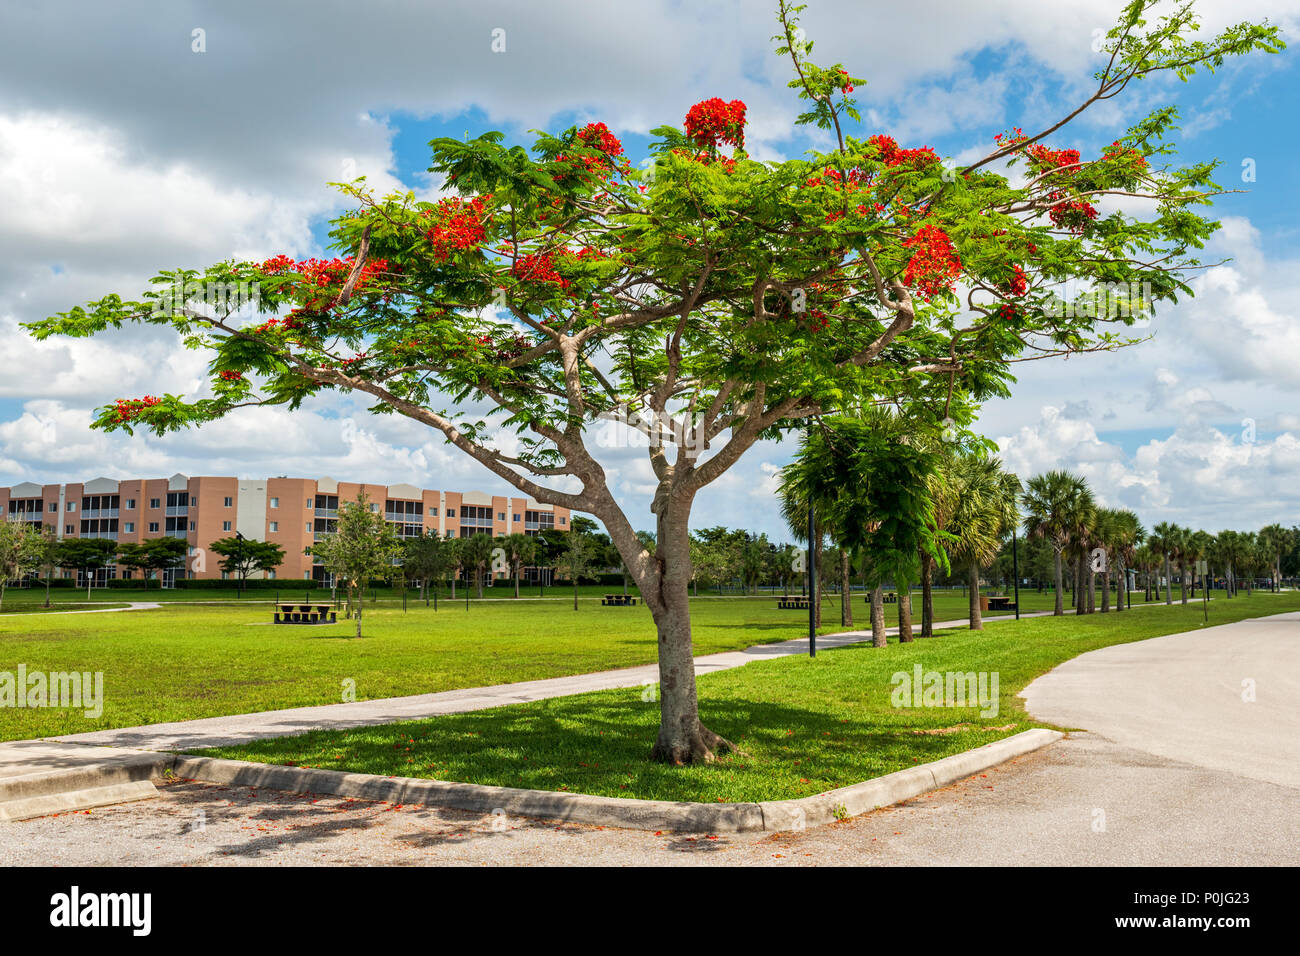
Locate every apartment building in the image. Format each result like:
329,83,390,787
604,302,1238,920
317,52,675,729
0,474,571,584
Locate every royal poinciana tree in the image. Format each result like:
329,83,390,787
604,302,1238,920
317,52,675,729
29,1,1281,763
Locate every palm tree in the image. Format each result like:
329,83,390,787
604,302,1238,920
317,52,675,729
1258,524,1292,592
1149,522,1178,605
1186,529,1212,598
459,532,495,598
1020,470,1091,616
498,532,537,598
1133,541,1159,603
944,455,1020,630
1108,510,1142,611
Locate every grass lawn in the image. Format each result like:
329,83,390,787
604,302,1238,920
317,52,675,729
2,592,863,740
196,591,1300,803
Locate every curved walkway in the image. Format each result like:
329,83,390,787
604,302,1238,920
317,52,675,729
1022,609,1300,788
0,601,162,618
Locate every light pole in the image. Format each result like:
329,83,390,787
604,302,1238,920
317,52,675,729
808,498,816,657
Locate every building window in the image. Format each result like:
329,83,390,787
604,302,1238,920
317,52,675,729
307,498,313,509
125,498,136,510
498,512,505,521
66,502,75,512
269,497,279,508
269,521,279,533
148,522,159,533
559,516,566,525
267,570,276,580
446,508,454,517
306,523,312,532
150,498,160,509
446,530,455,537
189,521,195,531
224,496,233,507
65,525,74,535
124,522,135,533
513,513,521,522
222,521,232,531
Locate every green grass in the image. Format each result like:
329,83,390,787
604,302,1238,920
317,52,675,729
1,592,849,740
196,591,1300,803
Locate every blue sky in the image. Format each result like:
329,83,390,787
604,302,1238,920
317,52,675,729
1,0,1298,539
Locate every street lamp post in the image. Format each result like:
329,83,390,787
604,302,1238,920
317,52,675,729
1012,526,1020,621
808,499,816,657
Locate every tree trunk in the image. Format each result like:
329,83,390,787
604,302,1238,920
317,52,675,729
870,586,887,647
450,573,457,600
514,563,520,598
920,552,934,637
1053,547,1064,616
354,602,362,638
646,511,735,765
839,551,852,628
43,575,52,609
1163,555,1172,604
1181,566,1189,604
898,586,913,643
476,566,484,599
572,577,579,611
1086,565,1095,614
1101,563,1111,612
968,562,983,630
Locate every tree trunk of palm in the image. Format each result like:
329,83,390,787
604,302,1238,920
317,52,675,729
1087,566,1096,614
1074,554,1084,614
450,572,457,600
968,562,983,630
1053,547,1064,616
870,586,886,647
1163,555,1172,604
839,551,852,628
354,602,362,638
898,586,913,643
476,566,484,599
920,551,934,637
44,574,52,609
1181,566,1189,604
514,563,520,599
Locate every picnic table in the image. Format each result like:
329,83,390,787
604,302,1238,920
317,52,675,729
987,596,1017,612
602,594,637,607
864,593,899,604
274,603,338,625
777,597,810,610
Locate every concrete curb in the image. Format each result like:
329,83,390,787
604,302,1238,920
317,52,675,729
161,728,1063,833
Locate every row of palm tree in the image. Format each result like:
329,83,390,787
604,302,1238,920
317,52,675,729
777,414,1292,641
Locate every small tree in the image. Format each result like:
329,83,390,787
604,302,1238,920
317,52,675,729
555,526,598,610
34,524,61,608
55,537,120,600
118,537,188,588
403,531,457,602
209,536,285,591
0,519,46,611
307,493,401,637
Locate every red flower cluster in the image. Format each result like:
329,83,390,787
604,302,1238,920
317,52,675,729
109,396,161,424
837,69,854,94
576,122,623,157
994,303,1023,324
512,252,570,289
1102,140,1148,169
867,134,940,171
1001,264,1028,297
684,98,746,150
993,127,1026,146
252,315,306,335
1026,144,1081,173
902,225,962,298
1048,196,1098,233
424,195,491,262
218,370,244,382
